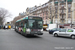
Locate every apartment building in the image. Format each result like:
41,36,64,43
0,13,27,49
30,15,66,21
26,0,75,25
12,0,75,25
26,3,49,24
53,0,75,24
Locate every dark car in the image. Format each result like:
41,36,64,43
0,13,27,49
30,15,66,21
49,28,61,34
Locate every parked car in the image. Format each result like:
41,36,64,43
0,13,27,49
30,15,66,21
53,28,75,39
49,28,61,34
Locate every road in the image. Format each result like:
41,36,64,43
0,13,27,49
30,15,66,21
0,29,75,50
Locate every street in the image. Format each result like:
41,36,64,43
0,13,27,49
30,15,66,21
0,29,75,50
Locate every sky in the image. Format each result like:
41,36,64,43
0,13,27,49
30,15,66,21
0,0,49,22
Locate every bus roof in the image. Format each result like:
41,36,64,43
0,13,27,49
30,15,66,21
16,16,41,22
16,16,28,22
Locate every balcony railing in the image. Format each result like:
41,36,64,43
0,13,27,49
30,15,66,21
60,13,66,16
60,18,65,20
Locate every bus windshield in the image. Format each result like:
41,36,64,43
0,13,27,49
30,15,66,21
28,20,43,29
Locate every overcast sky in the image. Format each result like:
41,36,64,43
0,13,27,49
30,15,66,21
0,0,49,22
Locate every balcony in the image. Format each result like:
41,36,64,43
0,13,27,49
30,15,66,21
54,2,58,4
60,1,65,3
54,2,58,5
67,0,72,2
60,1,65,5
67,0,72,4
60,13,66,16
42,4,48,9
60,7,66,10
60,18,65,20
65,0,72,2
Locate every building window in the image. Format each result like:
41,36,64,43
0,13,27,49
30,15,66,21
43,13,44,16
55,20,57,23
74,3,75,7
62,10,64,13
61,5,64,7
46,16,47,19
68,4,71,8
68,14,71,18
68,8,71,12
55,15,58,18
50,7,52,13
68,20,71,23
43,16,44,19
46,12,48,15
55,10,58,13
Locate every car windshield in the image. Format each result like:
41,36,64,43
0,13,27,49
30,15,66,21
52,28,57,30
28,20,43,29
52,28,61,31
57,28,61,31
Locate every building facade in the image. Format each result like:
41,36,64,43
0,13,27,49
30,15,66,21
12,0,75,26
52,0,75,24
27,0,75,25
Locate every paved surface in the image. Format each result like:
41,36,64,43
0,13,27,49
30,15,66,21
0,29,75,50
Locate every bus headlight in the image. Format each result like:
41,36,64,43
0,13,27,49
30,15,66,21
26,28,31,32
40,29,43,31
40,29,43,33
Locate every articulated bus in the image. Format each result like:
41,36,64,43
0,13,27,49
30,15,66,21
15,16,43,36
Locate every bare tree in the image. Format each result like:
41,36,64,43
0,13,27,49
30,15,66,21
0,8,11,25
0,17,3,25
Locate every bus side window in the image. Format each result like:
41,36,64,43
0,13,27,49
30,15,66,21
24,24,26,28
26,23,28,28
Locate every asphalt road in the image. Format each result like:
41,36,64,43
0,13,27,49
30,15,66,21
0,29,75,50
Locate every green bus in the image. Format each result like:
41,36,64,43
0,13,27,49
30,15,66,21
15,16,43,36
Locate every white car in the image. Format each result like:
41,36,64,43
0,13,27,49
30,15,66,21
53,28,75,39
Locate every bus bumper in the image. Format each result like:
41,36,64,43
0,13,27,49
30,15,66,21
30,31,43,35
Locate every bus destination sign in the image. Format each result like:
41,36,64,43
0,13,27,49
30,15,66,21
29,17,42,20
32,17,42,20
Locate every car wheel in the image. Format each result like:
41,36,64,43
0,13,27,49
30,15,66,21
71,35,75,39
54,33,58,37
